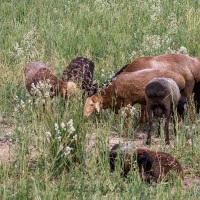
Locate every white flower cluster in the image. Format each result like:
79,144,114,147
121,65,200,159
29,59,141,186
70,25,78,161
45,119,77,157
67,119,76,135
14,95,32,113
165,46,188,55
9,27,39,61
121,105,136,117
30,80,54,106
140,34,162,54
149,0,161,21
63,146,73,157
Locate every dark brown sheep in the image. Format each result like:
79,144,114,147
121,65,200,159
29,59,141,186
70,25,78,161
62,57,98,99
84,69,185,131
145,78,182,144
109,144,183,183
25,61,79,99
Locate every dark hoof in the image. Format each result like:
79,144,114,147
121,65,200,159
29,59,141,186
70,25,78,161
146,139,151,145
165,140,170,145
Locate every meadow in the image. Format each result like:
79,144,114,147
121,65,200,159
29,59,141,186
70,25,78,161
0,0,200,199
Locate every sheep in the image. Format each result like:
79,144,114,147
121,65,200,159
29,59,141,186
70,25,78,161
145,78,182,144
123,53,200,121
24,61,79,99
84,68,185,132
109,143,183,183
62,57,98,100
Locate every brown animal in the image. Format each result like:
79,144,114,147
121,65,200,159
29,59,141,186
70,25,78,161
25,61,78,99
110,143,183,182
145,78,182,144
123,53,200,121
62,57,98,99
84,68,185,131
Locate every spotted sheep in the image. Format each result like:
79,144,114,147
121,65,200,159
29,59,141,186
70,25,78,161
62,57,98,99
24,61,79,99
84,68,185,135
145,78,183,145
109,143,183,183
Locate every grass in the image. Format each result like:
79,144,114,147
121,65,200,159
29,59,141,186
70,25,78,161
0,0,200,199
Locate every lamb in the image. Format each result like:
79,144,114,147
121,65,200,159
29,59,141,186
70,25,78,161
62,57,98,99
109,143,183,183
123,53,200,120
24,61,79,99
145,78,182,144
84,68,185,132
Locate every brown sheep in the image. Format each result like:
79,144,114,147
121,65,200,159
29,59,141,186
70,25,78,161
123,53,200,121
145,78,182,144
84,68,185,132
25,61,78,99
62,57,98,99
110,143,183,183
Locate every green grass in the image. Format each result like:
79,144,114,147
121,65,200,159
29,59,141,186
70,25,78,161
0,0,200,199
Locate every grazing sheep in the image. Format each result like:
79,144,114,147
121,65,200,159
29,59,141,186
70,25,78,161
62,57,98,98
84,69,185,132
25,61,78,99
177,96,188,119
109,143,183,182
124,53,200,120
193,81,200,113
145,78,182,144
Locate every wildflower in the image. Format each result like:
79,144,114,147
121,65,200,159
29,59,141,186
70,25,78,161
67,119,75,134
64,146,73,156
57,136,62,142
60,122,66,130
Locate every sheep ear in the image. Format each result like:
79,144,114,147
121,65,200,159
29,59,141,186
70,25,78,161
94,101,100,112
137,152,152,171
184,104,188,112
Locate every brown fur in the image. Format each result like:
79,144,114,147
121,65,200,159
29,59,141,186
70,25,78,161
62,57,98,98
124,53,200,121
25,61,78,98
84,69,185,131
110,144,183,182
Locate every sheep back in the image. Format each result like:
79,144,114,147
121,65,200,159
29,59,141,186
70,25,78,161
62,57,97,95
109,144,183,182
145,78,181,106
113,69,185,105
136,148,183,182
25,61,64,96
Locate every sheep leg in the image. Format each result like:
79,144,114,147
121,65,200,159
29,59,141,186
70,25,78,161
123,108,131,136
164,110,171,145
172,110,177,136
146,109,153,145
140,105,148,124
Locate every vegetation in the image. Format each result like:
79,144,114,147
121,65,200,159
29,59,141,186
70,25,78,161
0,0,199,199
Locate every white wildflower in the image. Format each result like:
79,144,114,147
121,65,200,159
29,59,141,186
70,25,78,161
57,136,62,142
60,122,66,130
67,119,75,134
20,100,25,108
64,146,73,156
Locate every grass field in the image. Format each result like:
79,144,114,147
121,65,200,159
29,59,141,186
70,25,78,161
0,0,200,199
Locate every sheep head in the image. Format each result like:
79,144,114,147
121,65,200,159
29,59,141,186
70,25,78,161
61,81,80,98
84,93,101,117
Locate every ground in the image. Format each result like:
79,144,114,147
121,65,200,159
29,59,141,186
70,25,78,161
0,121,199,189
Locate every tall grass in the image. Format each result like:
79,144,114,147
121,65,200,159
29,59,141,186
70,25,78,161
0,0,200,199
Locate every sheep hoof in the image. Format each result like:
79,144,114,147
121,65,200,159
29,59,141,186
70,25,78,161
122,130,127,137
146,139,151,145
165,140,170,145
